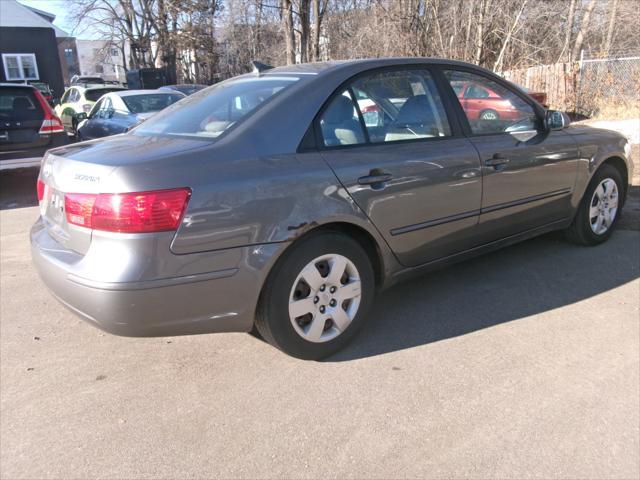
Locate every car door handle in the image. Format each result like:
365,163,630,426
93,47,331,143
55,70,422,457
485,154,510,167
357,170,393,188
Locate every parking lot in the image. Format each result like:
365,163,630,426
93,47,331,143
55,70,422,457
1,184,639,478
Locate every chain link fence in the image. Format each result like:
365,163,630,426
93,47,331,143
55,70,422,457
576,52,640,117
501,51,640,119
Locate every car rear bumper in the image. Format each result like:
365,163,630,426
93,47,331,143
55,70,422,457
30,217,280,337
0,132,69,169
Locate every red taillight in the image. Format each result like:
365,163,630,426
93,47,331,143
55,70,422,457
37,179,45,202
361,105,379,113
32,88,65,134
65,193,96,228
64,188,191,233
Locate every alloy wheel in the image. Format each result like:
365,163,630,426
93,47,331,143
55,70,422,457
589,178,619,235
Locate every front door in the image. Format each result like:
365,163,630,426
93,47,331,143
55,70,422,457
442,69,579,243
317,67,482,267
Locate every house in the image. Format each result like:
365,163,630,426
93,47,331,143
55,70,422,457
0,0,76,98
76,40,129,83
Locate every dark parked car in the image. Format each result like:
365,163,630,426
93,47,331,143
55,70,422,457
0,84,67,170
159,84,208,96
31,58,633,359
76,90,185,140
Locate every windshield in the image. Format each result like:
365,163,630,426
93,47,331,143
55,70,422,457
123,93,184,113
85,88,125,102
134,76,299,139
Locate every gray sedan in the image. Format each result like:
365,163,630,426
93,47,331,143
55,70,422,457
31,58,633,359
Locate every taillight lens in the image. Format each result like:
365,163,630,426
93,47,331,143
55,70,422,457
37,179,45,202
32,88,65,134
65,193,96,228
64,188,191,233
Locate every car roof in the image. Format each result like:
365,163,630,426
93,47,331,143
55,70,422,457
111,89,185,97
261,57,485,77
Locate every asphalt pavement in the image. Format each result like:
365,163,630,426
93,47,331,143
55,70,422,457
1,204,638,479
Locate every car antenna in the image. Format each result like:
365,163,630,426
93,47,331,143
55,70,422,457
251,61,274,76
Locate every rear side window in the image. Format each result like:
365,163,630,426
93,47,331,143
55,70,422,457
122,94,184,113
351,69,451,143
318,68,451,147
0,88,43,121
319,91,366,147
85,88,124,102
444,70,539,135
134,76,299,139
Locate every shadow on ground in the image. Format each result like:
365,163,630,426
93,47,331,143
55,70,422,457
327,228,639,361
0,168,39,210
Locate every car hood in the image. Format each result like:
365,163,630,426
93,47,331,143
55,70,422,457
49,132,212,167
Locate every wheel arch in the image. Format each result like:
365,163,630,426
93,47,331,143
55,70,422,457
602,156,629,201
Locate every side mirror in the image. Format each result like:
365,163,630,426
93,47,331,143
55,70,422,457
545,110,570,130
76,112,88,121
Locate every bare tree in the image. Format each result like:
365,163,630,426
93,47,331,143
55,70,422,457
570,0,597,62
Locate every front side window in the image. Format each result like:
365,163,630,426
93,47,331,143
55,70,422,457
351,69,451,143
2,54,39,81
134,76,299,139
444,70,539,135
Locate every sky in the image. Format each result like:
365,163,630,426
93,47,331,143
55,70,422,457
17,0,80,37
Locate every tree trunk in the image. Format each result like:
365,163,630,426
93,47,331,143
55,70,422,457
282,0,296,64
474,0,488,65
570,0,597,63
602,0,618,57
312,0,322,61
560,0,576,62
299,0,310,63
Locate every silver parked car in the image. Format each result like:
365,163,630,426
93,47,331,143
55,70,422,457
31,58,633,359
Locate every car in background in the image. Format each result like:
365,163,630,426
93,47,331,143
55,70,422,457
54,85,127,136
76,89,185,140
0,84,67,170
159,84,208,96
29,82,54,106
69,75,105,86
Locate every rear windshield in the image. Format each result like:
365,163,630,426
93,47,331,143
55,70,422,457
134,76,299,139
0,88,43,121
123,93,184,113
85,88,125,102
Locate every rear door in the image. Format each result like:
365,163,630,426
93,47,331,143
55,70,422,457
318,67,482,267
440,68,579,242
0,86,48,162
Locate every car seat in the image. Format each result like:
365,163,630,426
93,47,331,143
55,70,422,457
384,95,439,141
321,95,365,146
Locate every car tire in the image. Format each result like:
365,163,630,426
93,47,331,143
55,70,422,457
255,231,375,360
479,109,499,120
565,163,623,246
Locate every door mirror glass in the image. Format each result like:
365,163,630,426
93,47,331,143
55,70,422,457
545,110,570,130
76,112,87,121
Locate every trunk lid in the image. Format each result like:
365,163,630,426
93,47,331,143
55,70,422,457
38,133,208,254
0,86,50,156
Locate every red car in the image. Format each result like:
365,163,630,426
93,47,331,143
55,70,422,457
450,81,527,121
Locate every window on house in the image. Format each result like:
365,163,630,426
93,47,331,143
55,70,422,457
110,49,119,57
2,54,39,81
